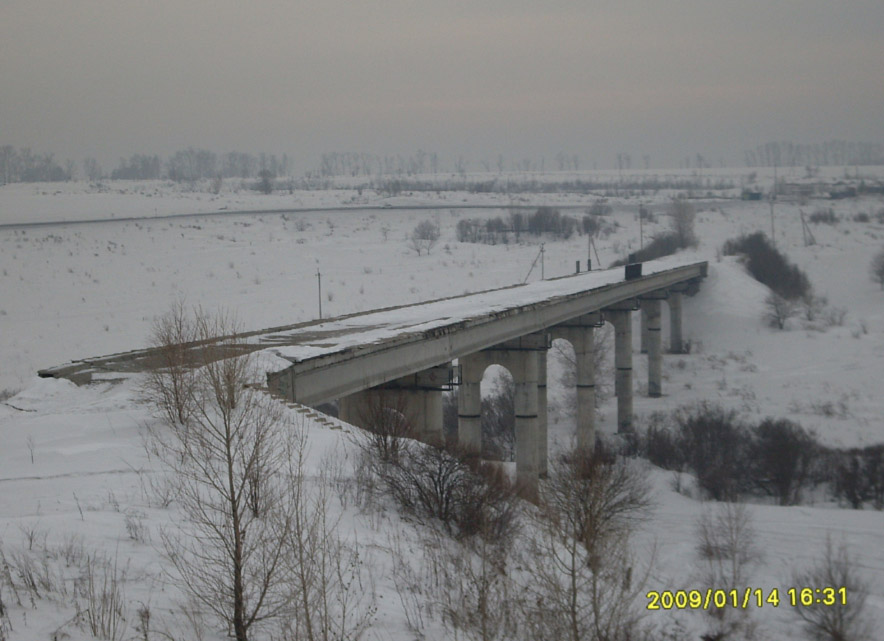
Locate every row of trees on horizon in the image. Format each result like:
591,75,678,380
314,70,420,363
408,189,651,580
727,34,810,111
2,140,883,185
0,146,292,185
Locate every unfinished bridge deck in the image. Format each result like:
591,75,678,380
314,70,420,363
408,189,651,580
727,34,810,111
39,256,707,404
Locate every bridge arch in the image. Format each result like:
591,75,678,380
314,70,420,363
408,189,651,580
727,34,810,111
474,364,515,463
456,335,546,498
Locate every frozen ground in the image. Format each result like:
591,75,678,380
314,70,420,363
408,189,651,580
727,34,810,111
1,167,883,639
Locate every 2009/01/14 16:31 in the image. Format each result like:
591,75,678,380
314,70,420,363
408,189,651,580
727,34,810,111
787,586,848,607
646,587,848,610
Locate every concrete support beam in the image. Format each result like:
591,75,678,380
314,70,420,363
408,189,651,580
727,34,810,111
607,308,634,433
669,291,684,354
640,307,649,354
457,353,484,454
646,299,663,397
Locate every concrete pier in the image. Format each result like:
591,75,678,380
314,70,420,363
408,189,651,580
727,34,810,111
669,290,684,353
550,312,601,452
645,298,663,397
607,307,634,433
457,354,484,454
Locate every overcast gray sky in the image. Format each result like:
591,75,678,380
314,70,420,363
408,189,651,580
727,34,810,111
3,0,883,171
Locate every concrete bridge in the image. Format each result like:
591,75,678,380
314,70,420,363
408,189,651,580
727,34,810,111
263,258,707,495
39,257,707,496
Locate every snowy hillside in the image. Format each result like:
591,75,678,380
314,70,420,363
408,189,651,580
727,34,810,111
2,168,883,640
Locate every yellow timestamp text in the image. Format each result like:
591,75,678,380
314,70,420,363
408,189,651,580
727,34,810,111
646,587,848,611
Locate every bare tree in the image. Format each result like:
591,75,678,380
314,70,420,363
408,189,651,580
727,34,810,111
668,199,697,249
695,503,761,640
432,530,518,641
140,298,199,426
82,157,103,181
522,447,653,641
480,370,514,461
410,220,440,256
764,293,799,329
869,247,884,290
281,438,376,641
696,503,759,590
355,388,416,463
791,537,873,641
147,310,294,641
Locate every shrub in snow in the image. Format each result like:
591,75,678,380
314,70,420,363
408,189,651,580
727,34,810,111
351,388,416,464
749,418,818,505
834,445,884,510
853,211,870,223
642,413,684,472
765,293,799,329
722,232,812,301
610,232,682,267
674,403,750,501
524,207,578,238
409,220,440,255
808,207,838,225
376,440,518,541
695,503,760,640
791,538,873,641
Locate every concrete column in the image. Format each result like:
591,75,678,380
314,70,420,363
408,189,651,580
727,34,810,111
574,327,596,451
537,350,548,476
640,307,649,354
457,354,484,454
390,388,431,445
397,388,419,434
513,350,539,500
609,309,634,433
646,299,663,397
337,395,354,425
422,389,443,446
669,291,684,353
337,390,370,428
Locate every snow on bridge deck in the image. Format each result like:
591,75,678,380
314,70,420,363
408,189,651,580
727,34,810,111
262,256,706,404
259,256,691,361
38,255,706,397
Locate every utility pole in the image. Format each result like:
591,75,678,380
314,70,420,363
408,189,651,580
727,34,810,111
317,270,322,319
540,243,545,280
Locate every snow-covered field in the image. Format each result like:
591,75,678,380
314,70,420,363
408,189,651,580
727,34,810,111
1,168,883,639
